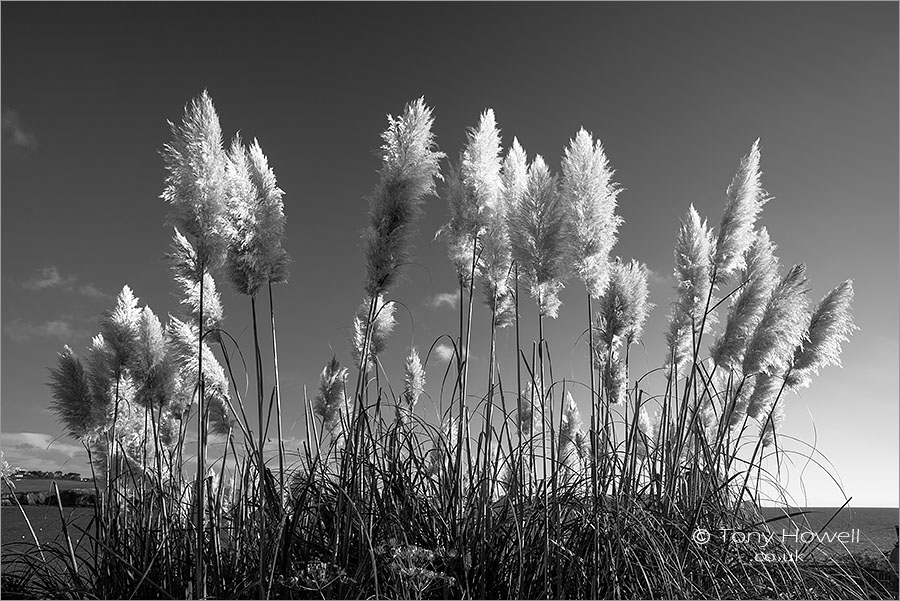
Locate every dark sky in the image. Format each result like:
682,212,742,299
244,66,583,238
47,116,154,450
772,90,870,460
2,3,897,506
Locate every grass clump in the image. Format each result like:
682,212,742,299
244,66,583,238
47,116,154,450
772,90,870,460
3,92,894,601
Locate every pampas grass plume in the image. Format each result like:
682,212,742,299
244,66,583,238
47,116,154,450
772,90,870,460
507,155,569,318
561,128,623,298
225,135,292,296
364,97,443,296
400,347,425,424
786,280,856,388
167,316,233,434
665,205,714,373
711,227,779,371
598,259,653,346
742,263,809,377
350,294,397,372
313,356,349,439
713,139,768,285
100,285,141,369
48,346,100,440
160,90,229,269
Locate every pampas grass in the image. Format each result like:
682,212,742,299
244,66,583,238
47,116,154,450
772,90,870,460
24,101,884,601
160,90,229,269
350,293,397,372
364,97,443,297
400,348,425,425
665,204,714,374
787,280,857,389
313,356,350,444
712,139,768,285
711,227,779,371
561,128,622,299
508,156,569,319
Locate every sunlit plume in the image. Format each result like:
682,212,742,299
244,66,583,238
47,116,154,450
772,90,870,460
507,156,569,318
167,316,233,435
363,97,443,296
786,280,856,389
224,135,292,296
665,205,714,375
561,128,623,298
742,263,810,378
350,294,396,372
313,356,349,442
712,140,768,286
168,228,224,335
711,227,779,372
160,90,229,269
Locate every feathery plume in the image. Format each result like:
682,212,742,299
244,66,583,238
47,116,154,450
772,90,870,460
85,334,115,427
742,263,810,377
597,259,653,347
635,405,655,457
604,348,628,405
466,112,515,322
479,138,528,327
558,392,588,472
711,228,779,371
437,109,504,289
517,375,542,439
665,205,714,374
786,280,856,389
759,397,785,448
363,97,443,296
561,128,623,298
99,285,141,370
501,138,529,212
48,346,102,440
168,228,225,334
350,294,396,372
224,136,292,296
435,162,476,284
712,140,768,285
129,307,176,409
745,371,784,422
313,357,349,440
507,156,569,317
399,348,425,425
462,109,503,213
167,316,233,435
160,90,229,269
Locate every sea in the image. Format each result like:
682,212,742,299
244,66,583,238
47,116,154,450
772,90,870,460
757,505,899,559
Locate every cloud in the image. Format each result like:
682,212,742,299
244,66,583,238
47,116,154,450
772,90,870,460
3,318,88,343
2,109,38,152
21,265,111,299
427,291,460,310
646,267,676,288
23,266,76,291
77,283,111,299
0,432,88,474
431,343,455,364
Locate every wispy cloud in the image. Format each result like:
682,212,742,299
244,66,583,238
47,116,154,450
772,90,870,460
3,318,89,343
431,343,455,364
21,266,111,300
2,109,38,152
427,290,460,310
646,267,676,288
23,266,76,291
77,283,110,299
0,432,87,474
